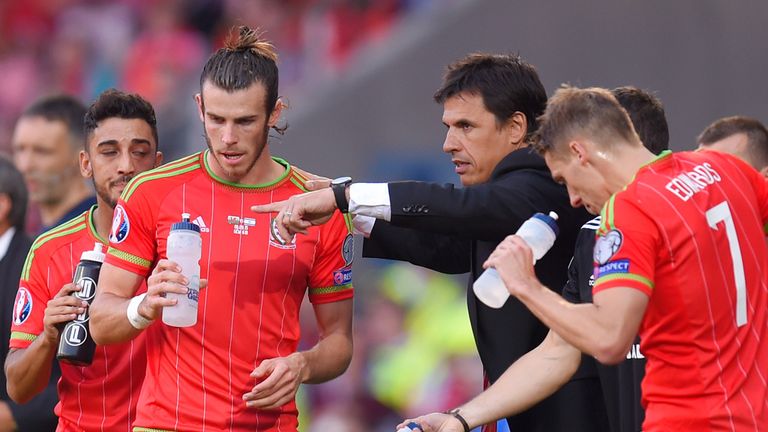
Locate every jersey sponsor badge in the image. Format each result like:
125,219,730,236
333,267,353,286
110,204,130,243
342,234,354,266
13,288,33,325
594,229,623,265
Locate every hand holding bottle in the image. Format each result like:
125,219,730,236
474,212,559,308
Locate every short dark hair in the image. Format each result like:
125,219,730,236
200,26,282,124
698,116,768,169
83,89,159,151
433,53,547,137
0,156,28,231
612,86,669,155
21,94,86,151
533,86,641,156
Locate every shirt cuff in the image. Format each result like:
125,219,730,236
349,183,391,221
352,215,376,237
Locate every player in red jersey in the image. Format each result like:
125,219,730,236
5,89,163,431
483,87,768,431
89,27,354,432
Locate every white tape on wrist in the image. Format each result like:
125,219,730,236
126,293,153,329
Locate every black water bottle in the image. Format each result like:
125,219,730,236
57,243,105,365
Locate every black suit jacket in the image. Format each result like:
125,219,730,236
363,148,608,431
0,230,59,431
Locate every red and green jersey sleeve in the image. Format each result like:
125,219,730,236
105,189,157,277
9,217,87,349
308,212,354,304
592,194,659,297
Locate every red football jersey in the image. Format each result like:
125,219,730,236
593,151,768,431
105,152,354,431
10,207,148,432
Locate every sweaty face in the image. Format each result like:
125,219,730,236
12,117,80,205
83,118,161,209
545,150,610,215
441,93,518,186
198,81,277,184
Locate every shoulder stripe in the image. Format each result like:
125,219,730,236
599,196,617,234
10,331,37,342
123,156,201,201
289,175,309,193
107,247,152,269
22,220,87,281
310,284,353,296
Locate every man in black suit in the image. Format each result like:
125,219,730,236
0,157,58,431
253,54,601,431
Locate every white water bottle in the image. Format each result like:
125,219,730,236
473,211,559,309
162,213,202,327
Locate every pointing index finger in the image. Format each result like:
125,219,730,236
251,202,285,214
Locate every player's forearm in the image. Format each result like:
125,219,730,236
516,282,631,364
455,331,581,428
4,340,57,403
90,292,143,345
297,332,353,384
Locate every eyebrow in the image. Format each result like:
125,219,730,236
96,138,152,147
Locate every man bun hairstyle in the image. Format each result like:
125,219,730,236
200,26,286,134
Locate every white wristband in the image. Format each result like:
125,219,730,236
126,293,153,329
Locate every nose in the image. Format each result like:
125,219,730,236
569,193,583,208
221,123,237,145
442,129,460,154
13,150,32,175
116,152,135,176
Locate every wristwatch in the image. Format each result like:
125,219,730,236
331,176,352,213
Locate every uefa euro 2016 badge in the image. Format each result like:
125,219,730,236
110,205,130,243
594,229,623,265
342,234,354,266
13,287,33,325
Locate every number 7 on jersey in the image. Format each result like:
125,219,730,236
706,201,747,327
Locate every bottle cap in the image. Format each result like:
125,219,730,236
80,242,106,263
171,213,200,233
532,212,560,236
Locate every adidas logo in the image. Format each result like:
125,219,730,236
192,216,210,233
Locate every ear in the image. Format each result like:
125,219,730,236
0,194,10,224
568,140,589,165
504,112,527,146
194,93,205,123
80,150,93,178
154,151,164,168
268,99,285,128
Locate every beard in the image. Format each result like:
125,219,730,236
203,123,270,183
93,175,133,209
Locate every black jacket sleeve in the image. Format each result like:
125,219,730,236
362,221,471,274
386,169,560,241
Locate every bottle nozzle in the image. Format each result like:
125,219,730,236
94,243,103,253
182,212,191,222
548,211,559,220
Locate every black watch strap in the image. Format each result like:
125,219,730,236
444,408,470,432
331,177,351,213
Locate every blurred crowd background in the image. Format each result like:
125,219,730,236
0,0,482,430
